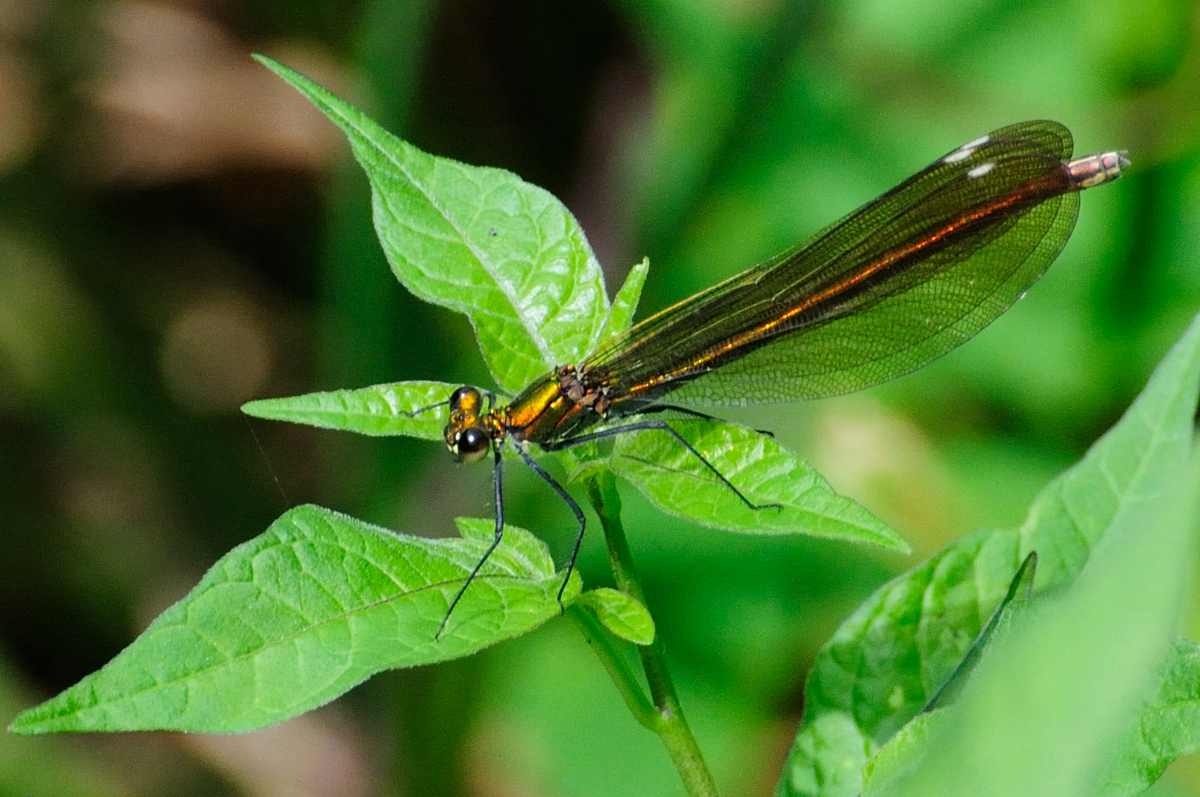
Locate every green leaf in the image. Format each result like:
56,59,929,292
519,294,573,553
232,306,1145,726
871,461,1191,797
777,311,1200,797
0,659,126,796
602,257,649,340
575,587,656,646
255,55,609,393
610,420,907,551
859,634,1200,797
778,712,873,797
242,381,457,440
453,517,564,583
922,551,1037,712
1098,637,1200,796
9,505,578,734
861,711,943,797
857,635,1200,797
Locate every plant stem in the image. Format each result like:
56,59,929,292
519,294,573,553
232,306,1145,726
582,472,719,797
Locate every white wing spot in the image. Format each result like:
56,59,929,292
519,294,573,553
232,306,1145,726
942,134,990,164
968,162,995,178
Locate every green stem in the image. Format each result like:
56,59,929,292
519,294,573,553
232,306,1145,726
581,472,719,797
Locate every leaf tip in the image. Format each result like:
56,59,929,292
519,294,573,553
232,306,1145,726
7,704,55,736
240,397,280,420
575,587,655,645
250,53,290,80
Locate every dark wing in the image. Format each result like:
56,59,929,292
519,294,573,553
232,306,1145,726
584,120,1086,408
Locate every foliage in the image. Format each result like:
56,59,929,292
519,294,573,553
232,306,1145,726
11,59,904,736
3,1,1199,795
780,305,1200,797
11,509,578,733
11,59,1200,797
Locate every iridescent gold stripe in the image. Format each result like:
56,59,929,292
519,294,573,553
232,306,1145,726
623,171,1061,397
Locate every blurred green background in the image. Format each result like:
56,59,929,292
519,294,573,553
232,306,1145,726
1,0,1197,795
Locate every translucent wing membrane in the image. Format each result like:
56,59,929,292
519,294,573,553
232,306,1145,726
583,120,1086,407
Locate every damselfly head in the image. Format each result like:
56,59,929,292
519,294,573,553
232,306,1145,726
445,386,491,463
449,426,490,462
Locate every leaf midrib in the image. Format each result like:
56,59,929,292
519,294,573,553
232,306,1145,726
33,569,557,727
325,98,558,370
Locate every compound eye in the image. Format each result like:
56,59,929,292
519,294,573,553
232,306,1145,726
455,427,490,463
449,386,480,412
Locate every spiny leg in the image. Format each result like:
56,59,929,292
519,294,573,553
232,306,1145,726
517,447,587,606
546,419,783,512
401,398,449,418
435,445,507,639
400,387,494,420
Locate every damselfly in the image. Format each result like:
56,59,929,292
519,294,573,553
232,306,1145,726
432,120,1126,634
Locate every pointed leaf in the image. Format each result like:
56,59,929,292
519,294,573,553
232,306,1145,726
242,381,457,439
922,551,1036,712
865,641,1200,797
256,55,609,393
10,505,578,734
610,420,907,550
603,257,649,339
870,455,1191,797
575,588,656,646
861,711,943,797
